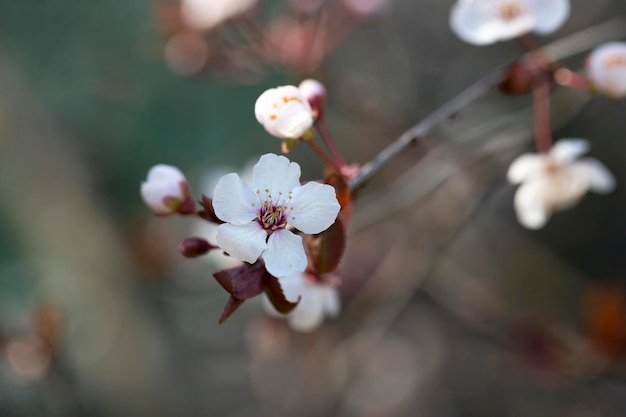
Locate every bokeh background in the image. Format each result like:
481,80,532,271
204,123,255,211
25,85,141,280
1,0,626,416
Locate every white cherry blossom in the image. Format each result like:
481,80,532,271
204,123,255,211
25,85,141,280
263,272,340,332
141,164,190,215
450,0,570,46
508,139,615,229
587,42,626,100
254,85,314,139
212,153,340,277
181,0,257,31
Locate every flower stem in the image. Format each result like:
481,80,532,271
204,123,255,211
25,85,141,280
553,68,592,91
316,121,347,168
532,73,553,153
348,17,626,191
307,139,343,173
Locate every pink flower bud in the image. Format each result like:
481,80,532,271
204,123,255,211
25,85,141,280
298,79,327,121
141,164,191,215
180,237,215,258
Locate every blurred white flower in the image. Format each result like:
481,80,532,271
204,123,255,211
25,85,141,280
587,42,626,99
449,0,570,45
141,164,190,215
342,0,392,17
508,139,615,229
181,0,257,31
254,85,314,139
263,272,340,332
212,153,340,277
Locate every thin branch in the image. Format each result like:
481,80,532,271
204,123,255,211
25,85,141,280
349,16,626,191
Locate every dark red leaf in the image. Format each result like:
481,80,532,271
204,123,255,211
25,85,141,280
198,195,223,224
213,262,267,299
308,219,346,274
218,296,245,324
264,274,300,314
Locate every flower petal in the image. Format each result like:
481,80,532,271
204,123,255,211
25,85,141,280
550,139,589,163
141,181,179,214
321,286,341,318
263,230,306,278
288,182,340,234
273,101,313,139
288,292,325,333
212,173,259,225
577,158,616,194
215,222,267,264
252,154,302,201
532,0,570,35
514,182,551,229
507,153,546,184
146,164,186,184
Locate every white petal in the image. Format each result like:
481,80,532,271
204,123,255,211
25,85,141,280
254,88,279,124
212,173,259,225
215,223,267,264
514,182,551,229
507,153,546,184
577,158,616,194
288,182,340,234
550,139,589,163
146,164,186,184
273,101,314,139
532,0,570,34
263,230,306,278
449,0,535,45
251,154,302,200
141,182,177,214
288,288,325,332
288,305,324,332
321,286,341,318
587,42,626,99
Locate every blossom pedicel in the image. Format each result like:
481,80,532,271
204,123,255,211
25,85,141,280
449,0,570,45
254,85,314,139
141,164,193,215
587,42,626,100
507,139,615,229
212,153,340,278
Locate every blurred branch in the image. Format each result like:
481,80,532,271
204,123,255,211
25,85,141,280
349,16,626,191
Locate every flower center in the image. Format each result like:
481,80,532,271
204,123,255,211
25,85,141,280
498,2,522,21
256,190,293,232
604,54,626,69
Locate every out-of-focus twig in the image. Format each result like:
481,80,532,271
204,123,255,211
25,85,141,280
349,16,626,191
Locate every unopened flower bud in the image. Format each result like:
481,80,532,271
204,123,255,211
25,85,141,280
180,237,215,258
254,85,314,139
298,79,327,121
587,42,626,100
141,164,192,215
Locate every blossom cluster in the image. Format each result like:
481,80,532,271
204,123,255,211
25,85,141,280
140,0,626,333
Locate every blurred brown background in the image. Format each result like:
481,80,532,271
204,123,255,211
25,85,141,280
0,0,626,416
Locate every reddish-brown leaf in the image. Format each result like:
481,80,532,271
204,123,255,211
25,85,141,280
308,219,346,274
213,262,267,300
218,296,245,324
198,195,223,224
264,274,300,314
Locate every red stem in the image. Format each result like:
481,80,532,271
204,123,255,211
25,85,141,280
307,140,343,172
532,73,553,153
316,121,347,167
